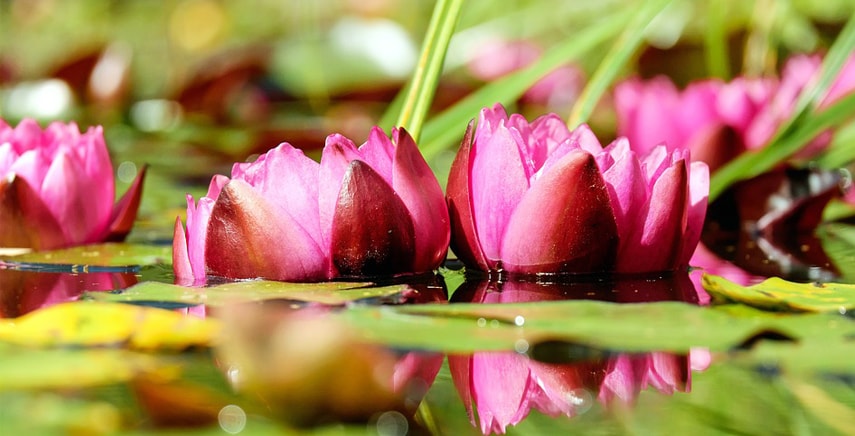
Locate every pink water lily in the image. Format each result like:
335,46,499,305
0,118,145,250
173,126,450,282
447,104,708,275
615,53,855,171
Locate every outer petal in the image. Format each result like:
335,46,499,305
446,122,490,270
470,108,531,262
319,134,362,251
0,174,66,249
230,144,323,252
39,150,94,245
172,217,194,282
206,180,327,281
617,161,689,273
357,126,395,184
470,353,531,434
391,127,449,272
501,150,618,274
679,162,709,265
105,164,147,242
330,161,416,277
599,140,647,243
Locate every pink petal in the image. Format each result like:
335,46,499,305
0,174,66,249
679,161,709,265
617,161,689,273
105,164,147,242
319,134,362,251
470,108,531,262
186,194,215,282
330,160,415,277
600,143,648,244
357,126,395,183
446,122,490,270
230,143,323,252
471,353,531,434
172,217,195,282
206,180,327,281
501,150,618,274
447,355,476,425
39,150,96,245
391,127,449,272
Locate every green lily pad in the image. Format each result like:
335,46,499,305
338,300,855,354
703,274,855,312
86,280,409,306
0,243,172,270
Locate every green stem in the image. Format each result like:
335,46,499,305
567,0,672,128
395,0,464,143
704,0,730,79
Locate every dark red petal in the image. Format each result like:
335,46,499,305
446,121,490,271
330,160,415,277
206,180,327,281
105,164,147,242
501,150,618,274
0,174,66,249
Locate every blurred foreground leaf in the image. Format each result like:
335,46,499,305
0,302,219,350
87,280,408,306
338,300,855,356
0,243,171,271
703,274,855,312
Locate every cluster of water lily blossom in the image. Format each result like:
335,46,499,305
0,119,145,250
171,103,707,282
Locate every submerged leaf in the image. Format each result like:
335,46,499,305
86,280,408,306
703,274,855,312
0,302,220,350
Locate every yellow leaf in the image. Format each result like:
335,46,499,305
0,302,220,350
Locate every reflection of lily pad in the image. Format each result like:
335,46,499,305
86,280,409,306
0,243,172,270
703,274,855,312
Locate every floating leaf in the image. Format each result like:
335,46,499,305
0,302,220,350
0,343,172,390
703,274,855,312
0,243,172,271
339,300,855,354
86,280,409,306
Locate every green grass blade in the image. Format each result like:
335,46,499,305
567,0,672,128
395,0,464,142
704,0,730,79
419,9,634,161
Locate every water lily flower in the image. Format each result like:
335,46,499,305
0,118,146,250
173,126,449,282
615,54,855,171
447,104,708,275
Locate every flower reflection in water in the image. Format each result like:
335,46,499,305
448,274,704,434
215,302,443,429
0,267,138,317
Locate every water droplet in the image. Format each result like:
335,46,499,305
477,318,487,327
514,315,525,326
839,306,847,315
489,319,500,328
514,339,529,354
218,405,246,434
566,388,593,414
374,410,408,436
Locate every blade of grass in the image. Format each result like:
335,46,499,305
710,91,855,200
704,0,730,79
419,9,635,161
567,0,672,128
395,0,464,142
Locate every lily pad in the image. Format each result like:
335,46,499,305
338,300,855,354
85,280,409,306
0,243,172,271
0,301,220,350
703,274,855,312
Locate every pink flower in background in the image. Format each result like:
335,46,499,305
467,39,584,108
447,104,708,275
173,126,449,282
615,54,855,171
0,118,146,250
